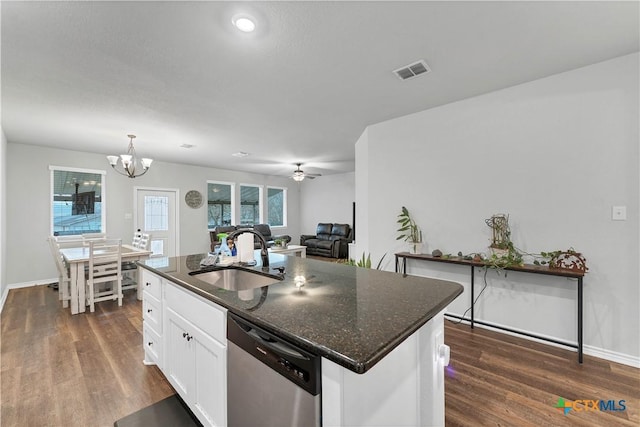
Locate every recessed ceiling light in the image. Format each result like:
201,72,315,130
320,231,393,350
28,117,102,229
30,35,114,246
232,15,256,32
180,143,195,149
232,151,250,157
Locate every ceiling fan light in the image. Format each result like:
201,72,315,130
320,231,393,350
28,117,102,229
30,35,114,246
293,171,305,182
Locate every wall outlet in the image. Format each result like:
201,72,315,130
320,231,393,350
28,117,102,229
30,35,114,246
612,206,627,221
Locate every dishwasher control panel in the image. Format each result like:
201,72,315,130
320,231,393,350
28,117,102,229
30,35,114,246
278,358,308,382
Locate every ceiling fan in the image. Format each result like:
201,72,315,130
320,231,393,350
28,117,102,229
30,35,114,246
290,163,321,181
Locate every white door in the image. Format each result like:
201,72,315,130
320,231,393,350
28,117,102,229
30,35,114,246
136,188,178,257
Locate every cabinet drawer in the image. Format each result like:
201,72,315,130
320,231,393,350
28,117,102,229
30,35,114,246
165,282,226,344
143,323,162,367
143,291,162,333
141,269,162,300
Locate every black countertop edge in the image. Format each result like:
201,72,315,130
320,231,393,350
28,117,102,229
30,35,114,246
138,261,463,374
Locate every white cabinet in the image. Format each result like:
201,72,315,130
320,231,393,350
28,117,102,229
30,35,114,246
163,282,227,427
141,269,163,367
322,310,448,427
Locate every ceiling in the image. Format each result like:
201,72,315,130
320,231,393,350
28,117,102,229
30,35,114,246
2,1,638,178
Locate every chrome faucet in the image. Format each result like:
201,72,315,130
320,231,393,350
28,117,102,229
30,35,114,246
227,228,269,268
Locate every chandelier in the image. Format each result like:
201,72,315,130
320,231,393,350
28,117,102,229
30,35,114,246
106,134,153,178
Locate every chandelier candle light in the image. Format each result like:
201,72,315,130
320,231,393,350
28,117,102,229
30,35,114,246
107,134,153,178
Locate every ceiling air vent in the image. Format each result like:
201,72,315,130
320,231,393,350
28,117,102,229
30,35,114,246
393,60,431,81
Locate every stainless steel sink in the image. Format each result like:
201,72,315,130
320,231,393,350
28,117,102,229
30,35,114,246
191,267,282,291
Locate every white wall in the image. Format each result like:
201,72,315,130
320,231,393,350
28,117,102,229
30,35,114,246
6,143,300,285
356,53,639,364
0,129,7,305
299,172,355,238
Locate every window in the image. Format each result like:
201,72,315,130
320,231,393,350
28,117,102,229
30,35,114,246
240,184,262,226
50,166,106,236
266,187,287,227
208,181,234,227
144,195,169,231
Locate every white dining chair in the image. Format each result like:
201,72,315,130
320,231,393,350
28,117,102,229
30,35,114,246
138,233,150,250
132,230,143,248
122,231,151,291
54,235,85,249
47,236,72,308
86,239,122,312
82,232,107,246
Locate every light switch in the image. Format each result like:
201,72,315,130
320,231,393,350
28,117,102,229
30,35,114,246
612,206,627,221
124,212,133,220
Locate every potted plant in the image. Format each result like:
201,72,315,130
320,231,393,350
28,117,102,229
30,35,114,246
397,206,423,254
346,252,387,269
273,238,287,248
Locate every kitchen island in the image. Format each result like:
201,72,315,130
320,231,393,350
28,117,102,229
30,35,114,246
139,253,463,426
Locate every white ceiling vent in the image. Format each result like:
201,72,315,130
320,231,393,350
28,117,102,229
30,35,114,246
393,60,431,81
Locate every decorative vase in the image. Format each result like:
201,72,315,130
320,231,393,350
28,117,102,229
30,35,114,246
410,242,423,254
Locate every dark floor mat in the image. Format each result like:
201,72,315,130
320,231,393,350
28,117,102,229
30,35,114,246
114,394,202,427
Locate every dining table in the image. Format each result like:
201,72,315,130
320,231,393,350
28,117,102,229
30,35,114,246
60,244,153,314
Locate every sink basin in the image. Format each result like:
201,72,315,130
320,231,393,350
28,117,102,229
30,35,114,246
190,267,282,291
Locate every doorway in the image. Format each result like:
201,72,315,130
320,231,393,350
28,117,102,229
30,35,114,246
135,188,179,258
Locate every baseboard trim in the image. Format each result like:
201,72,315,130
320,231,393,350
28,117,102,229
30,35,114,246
446,313,640,368
0,278,57,313
583,344,640,368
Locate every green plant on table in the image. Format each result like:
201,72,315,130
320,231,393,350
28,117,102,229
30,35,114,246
396,206,422,243
483,248,524,271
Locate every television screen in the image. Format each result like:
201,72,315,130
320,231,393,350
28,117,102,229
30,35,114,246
72,191,95,215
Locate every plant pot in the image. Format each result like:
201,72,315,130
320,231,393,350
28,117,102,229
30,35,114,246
409,242,423,254
490,247,509,258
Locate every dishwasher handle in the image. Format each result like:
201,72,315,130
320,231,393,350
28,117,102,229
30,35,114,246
247,328,309,360
228,313,312,362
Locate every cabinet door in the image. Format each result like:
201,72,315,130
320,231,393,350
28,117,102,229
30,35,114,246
164,307,227,427
191,323,227,427
164,307,195,399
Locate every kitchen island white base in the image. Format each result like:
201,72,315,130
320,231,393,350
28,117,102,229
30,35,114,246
322,310,447,427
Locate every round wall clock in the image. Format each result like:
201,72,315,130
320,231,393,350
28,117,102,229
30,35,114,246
185,190,203,208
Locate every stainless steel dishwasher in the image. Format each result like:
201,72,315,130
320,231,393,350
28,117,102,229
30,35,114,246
227,313,321,427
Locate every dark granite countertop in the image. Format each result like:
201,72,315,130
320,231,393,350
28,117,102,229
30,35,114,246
139,253,463,374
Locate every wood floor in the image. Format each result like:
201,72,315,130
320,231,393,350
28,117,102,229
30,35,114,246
1,285,174,427
2,285,639,426
444,320,639,426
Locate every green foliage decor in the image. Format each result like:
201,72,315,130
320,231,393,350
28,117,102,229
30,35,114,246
346,252,387,269
533,248,588,272
396,206,422,243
